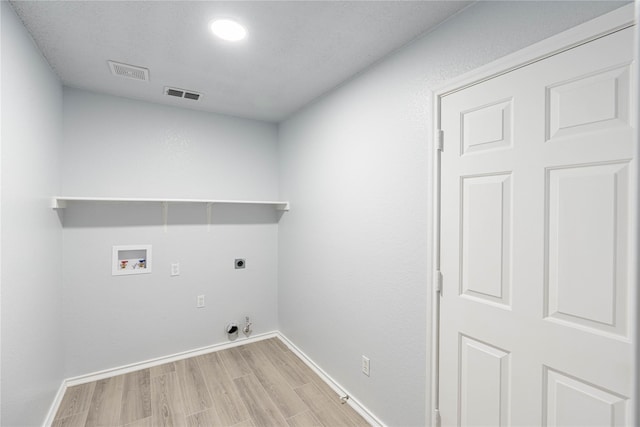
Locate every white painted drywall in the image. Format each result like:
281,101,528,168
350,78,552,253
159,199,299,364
61,88,279,200
635,3,640,425
277,2,630,426
1,2,64,425
61,89,280,377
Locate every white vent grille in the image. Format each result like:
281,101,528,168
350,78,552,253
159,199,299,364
108,61,149,81
164,87,202,101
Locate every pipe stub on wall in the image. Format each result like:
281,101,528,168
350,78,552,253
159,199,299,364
226,322,239,340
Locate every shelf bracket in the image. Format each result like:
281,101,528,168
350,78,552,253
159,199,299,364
206,202,213,232
276,202,290,211
161,202,169,232
52,198,67,209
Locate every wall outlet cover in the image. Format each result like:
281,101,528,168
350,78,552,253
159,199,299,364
171,263,180,276
362,355,370,376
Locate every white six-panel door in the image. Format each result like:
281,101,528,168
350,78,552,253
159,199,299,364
439,26,636,426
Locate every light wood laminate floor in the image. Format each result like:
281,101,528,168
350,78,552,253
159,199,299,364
53,338,370,427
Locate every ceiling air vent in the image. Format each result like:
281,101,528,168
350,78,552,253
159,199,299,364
164,87,202,101
166,88,184,97
107,60,149,81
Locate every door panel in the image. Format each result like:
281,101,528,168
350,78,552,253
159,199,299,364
462,99,513,154
547,64,631,141
439,27,635,426
461,173,512,307
544,367,627,427
459,335,511,426
546,162,629,337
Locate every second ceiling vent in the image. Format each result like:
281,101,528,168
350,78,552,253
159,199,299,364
108,60,149,81
164,87,202,101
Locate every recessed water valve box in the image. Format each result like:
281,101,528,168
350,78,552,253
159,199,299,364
235,258,246,269
112,245,152,276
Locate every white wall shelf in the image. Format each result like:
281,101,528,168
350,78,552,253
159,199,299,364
52,196,290,211
52,196,289,231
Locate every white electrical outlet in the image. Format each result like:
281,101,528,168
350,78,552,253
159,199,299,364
197,295,205,308
362,355,370,376
171,263,180,276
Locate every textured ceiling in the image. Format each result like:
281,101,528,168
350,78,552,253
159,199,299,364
9,1,472,122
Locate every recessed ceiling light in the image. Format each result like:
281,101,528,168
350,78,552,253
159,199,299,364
210,19,247,42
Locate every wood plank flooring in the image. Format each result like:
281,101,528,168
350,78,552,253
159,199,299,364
53,338,369,427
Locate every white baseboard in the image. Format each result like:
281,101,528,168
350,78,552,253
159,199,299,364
64,331,278,387
276,332,385,427
43,380,67,427
43,331,384,427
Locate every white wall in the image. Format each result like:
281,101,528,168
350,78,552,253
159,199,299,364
61,89,280,377
635,3,640,425
1,2,64,425
0,1,631,424
277,2,629,426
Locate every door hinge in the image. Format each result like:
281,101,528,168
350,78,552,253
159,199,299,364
434,409,442,427
436,130,444,152
436,270,443,295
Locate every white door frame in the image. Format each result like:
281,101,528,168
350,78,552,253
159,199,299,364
429,4,637,426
